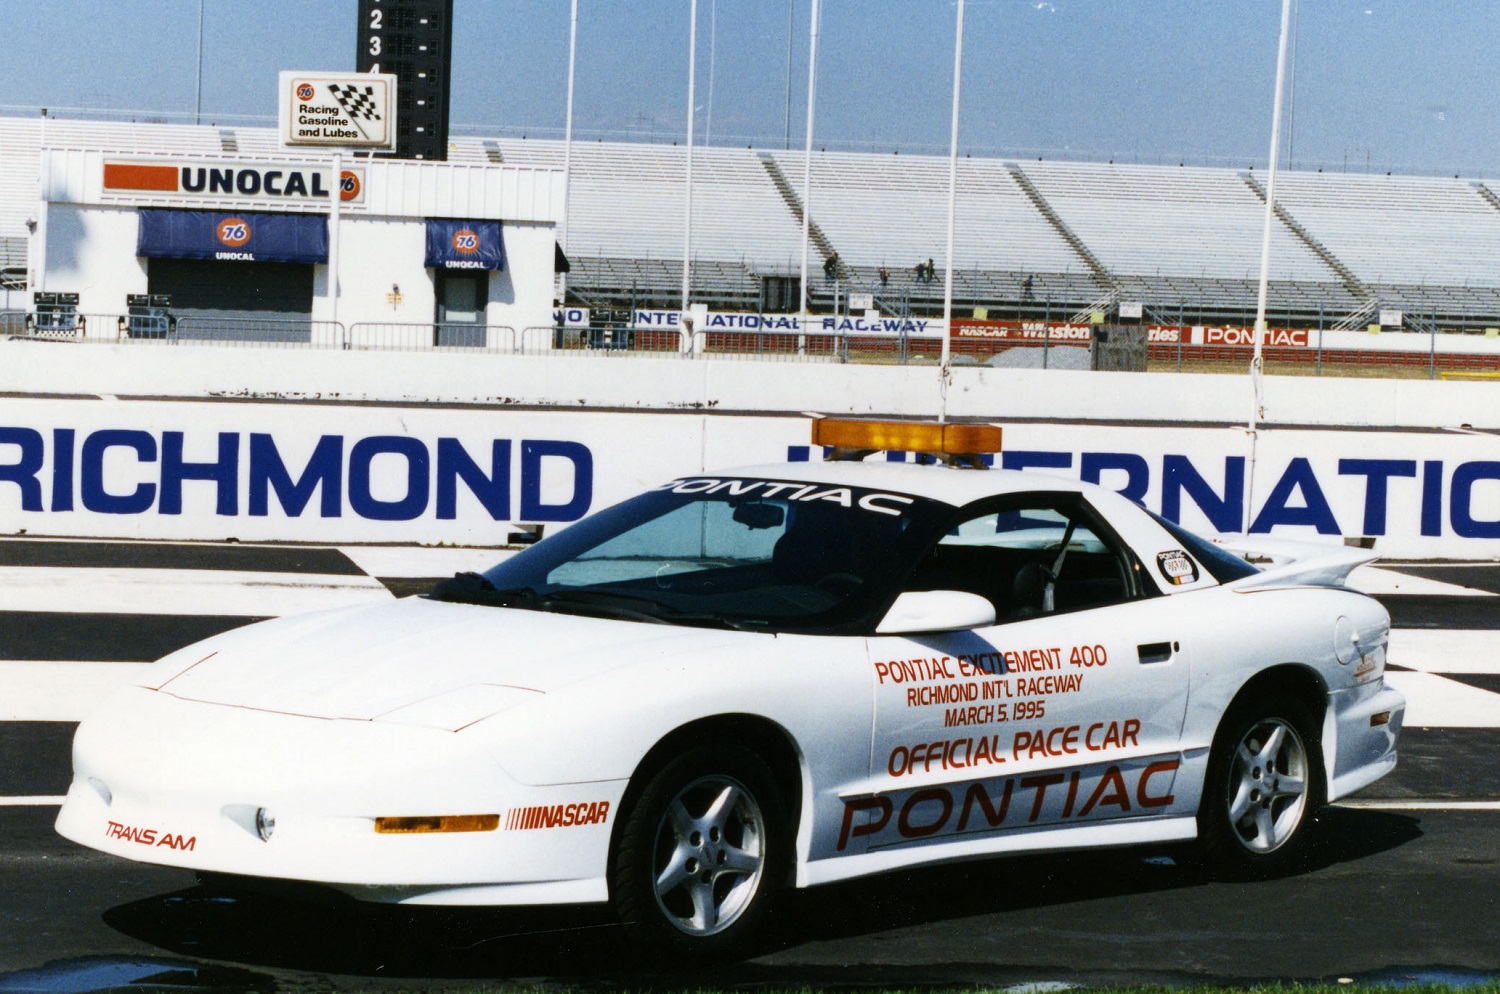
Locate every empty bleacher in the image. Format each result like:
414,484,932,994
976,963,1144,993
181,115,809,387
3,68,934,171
766,150,1087,278
1018,160,1340,286
1270,171,1500,319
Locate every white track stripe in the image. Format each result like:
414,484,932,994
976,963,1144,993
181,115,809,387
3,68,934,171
1382,671,1500,728
0,566,393,616
337,545,515,579
0,661,152,722
0,797,67,806
1349,566,1498,597
1388,629,1500,675
1336,799,1500,811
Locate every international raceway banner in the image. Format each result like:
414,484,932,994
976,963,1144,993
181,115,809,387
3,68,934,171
1,398,1497,558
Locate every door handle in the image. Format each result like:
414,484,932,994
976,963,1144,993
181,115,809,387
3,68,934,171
1138,641,1177,664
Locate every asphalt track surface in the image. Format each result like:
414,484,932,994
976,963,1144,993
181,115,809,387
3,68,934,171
1,540,1497,991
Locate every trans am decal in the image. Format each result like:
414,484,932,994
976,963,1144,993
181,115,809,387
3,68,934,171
105,820,197,851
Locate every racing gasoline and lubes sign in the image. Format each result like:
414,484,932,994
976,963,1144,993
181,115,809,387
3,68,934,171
278,71,397,149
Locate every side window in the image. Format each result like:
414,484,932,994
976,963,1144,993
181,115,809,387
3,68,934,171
905,500,1132,621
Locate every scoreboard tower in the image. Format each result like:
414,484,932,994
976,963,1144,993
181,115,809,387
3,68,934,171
355,0,453,161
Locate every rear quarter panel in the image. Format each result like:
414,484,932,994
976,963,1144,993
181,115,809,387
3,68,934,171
1175,583,1390,811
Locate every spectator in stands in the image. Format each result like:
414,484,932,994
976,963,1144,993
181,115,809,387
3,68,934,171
879,265,889,287
913,260,926,283
926,258,937,283
1022,274,1034,300
823,251,840,282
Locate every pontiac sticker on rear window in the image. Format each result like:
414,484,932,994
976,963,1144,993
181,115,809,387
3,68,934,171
1157,550,1199,585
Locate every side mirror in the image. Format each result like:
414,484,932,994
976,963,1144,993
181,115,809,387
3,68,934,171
876,590,996,634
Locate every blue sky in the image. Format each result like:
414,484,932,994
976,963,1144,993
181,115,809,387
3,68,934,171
1,0,1495,177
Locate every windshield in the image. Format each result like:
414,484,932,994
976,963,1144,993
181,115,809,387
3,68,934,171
448,476,949,633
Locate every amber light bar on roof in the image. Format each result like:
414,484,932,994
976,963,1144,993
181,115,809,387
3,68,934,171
812,418,1002,465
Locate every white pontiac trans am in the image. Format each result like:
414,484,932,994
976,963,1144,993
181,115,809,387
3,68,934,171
57,419,1404,959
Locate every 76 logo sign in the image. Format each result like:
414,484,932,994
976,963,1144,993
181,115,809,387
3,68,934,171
216,218,251,248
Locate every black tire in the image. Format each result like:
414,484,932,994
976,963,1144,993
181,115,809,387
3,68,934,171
610,744,788,962
1198,694,1325,879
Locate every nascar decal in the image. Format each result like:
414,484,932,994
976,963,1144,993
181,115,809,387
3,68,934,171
504,801,610,830
839,754,1178,850
105,820,197,851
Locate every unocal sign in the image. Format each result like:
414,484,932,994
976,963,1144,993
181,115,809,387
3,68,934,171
102,159,366,204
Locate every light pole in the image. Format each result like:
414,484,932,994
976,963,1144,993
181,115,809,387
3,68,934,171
939,0,966,422
195,0,205,125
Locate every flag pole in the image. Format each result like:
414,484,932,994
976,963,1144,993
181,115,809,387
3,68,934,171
1252,0,1293,425
939,0,966,424
1247,0,1293,528
798,0,821,323
561,0,576,305
681,0,699,352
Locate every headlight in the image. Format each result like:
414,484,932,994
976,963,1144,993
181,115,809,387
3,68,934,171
255,807,276,842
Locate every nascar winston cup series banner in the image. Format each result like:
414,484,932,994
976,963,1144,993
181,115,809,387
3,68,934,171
0,398,1497,557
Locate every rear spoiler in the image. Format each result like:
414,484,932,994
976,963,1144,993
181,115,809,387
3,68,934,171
1211,535,1378,591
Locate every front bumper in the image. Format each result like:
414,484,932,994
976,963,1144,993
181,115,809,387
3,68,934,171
1326,677,1406,801
55,687,624,905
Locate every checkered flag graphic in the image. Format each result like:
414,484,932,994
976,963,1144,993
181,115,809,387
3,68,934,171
326,83,381,140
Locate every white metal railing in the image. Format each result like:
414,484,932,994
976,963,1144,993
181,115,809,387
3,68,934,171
174,316,343,346
6,310,1495,377
346,322,518,352
540,324,685,355
1329,298,1380,333
1068,289,1119,324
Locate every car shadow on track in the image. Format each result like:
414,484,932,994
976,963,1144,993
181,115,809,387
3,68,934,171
761,806,1422,950
100,807,1420,982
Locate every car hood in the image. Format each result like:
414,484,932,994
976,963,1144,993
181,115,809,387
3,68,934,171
151,596,738,724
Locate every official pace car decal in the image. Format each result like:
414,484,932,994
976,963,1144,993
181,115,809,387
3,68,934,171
1156,550,1199,585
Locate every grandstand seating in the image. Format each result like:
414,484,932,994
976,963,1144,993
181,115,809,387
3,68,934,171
1270,171,1500,309
765,150,1083,276
4,114,1500,328
1018,160,1338,285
